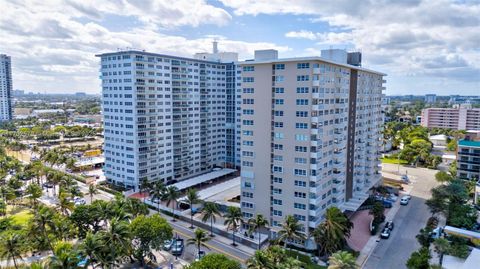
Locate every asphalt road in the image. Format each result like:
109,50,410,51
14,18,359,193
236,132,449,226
363,164,439,269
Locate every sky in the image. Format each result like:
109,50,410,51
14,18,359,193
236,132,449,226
0,0,479,95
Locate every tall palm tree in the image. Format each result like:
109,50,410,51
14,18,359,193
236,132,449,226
0,233,25,269
248,214,269,250
187,229,210,259
201,202,221,237
149,181,166,212
25,183,42,208
277,215,306,250
124,197,147,218
100,218,131,267
164,186,180,221
57,193,74,216
46,241,81,269
247,250,274,269
313,206,353,256
139,178,151,202
327,251,358,269
185,188,201,229
32,206,56,251
80,232,102,268
224,206,243,246
88,183,99,202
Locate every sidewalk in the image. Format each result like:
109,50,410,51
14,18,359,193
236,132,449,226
356,186,412,267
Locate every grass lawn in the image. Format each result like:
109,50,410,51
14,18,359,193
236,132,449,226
380,157,408,164
8,206,33,226
285,249,327,269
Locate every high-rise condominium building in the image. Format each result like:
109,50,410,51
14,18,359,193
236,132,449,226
457,131,480,180
238,50,385,240
97,49,239,189
421,105,480,130
0,54,13,122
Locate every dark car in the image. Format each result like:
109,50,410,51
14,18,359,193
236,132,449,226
171,239,184,255
42,182,54,188
380,228,391,239
385,221,394,231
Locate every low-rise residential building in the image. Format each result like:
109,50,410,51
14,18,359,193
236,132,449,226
421,106,480,130
457,131,480,180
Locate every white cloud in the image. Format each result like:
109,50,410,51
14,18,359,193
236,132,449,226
223,0,480,83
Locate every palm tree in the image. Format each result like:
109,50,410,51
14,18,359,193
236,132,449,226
0,233,25,269
57,193,74,216
247,250,273,269
201,202,221,237
139,178,151,202
100,218,131,266
47,241,81,269
433,238,450,266
88,183,99,202
185,188,201,229
313,206,353,256
277,215,306,250
80,232,102,268
187,229,210,259
224,206,243,246
164,186,180,221
248,214,269,249
32,206,56,251
149,181,166,212
25,183,42,208
328,251,358,269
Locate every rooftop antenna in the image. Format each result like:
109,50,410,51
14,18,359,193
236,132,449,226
213,39,219,54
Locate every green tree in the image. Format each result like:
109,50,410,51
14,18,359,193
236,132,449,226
313,207,354,256
87,184,98,203
186,253,241,269
246,246,303,269
328,251,358,269
406,247,430,269
0,233,26,269
99,218,131,267
246,250,273,269
369,202,385,225
185,188,201,229
201,202,221,237
446,139,457,151
224,206,243,246
433,238,449,265
435,171,453,184
139,178,151,203
187,229,210,260
149,181,166,212
277,215,306,250
130,214,173,266
46,241,80,269
25,183,42,208
79,232,102,267
164,186,180,221
57,193,74,216
248,214,269,249
32,206,57,251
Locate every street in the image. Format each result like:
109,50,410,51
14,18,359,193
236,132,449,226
363,164,440,269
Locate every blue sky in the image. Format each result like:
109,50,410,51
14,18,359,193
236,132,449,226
0,0,479,95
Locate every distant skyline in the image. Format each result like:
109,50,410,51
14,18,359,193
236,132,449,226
1,0,479,95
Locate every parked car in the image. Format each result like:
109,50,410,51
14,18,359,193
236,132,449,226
74,198,86,206
195,250,206,261
400,196,409,205
163,239,174,251
402,195,412,201
380,228,391,239
382,200,393,208
171,239,184,255
385,221,394,231
42,182,54,188
430,227,443,239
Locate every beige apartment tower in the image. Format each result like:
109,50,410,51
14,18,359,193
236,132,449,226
239,50,385,244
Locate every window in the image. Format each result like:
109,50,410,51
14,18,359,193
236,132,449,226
242,161,253,167
295,192,307,198
243,88,254,93
295,157,307,164
243,77,254,82
241,202,254,209
274,99,284,105
243,130,253,136
242,192,253,198
274,111,284,116
273,166,283,173
294,169,307,176
272,199,283,205
242,151,254,157
243,66,255,72
243,109,254,115
294,214,306,221
295,134,308,141
297,75,309,81
274,122,284,128
243,98,254,104
296,111,308,117
243,140,253,146
297,63,310,69
274,132,284,139
294,180,307,187
273,144,283,150
296,99,309,105
273,155,283,161
295,146,308,152
274,76,284,82
273,188,282,194
296,87,309,93
243,120,254,125
273,177,283,183
294,203,306,210
274,87,284,93
273,210,283,216
273,64,285,70
296,123,308,129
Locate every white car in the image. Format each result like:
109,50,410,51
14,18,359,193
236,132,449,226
400,196,409,205
402,195,412,201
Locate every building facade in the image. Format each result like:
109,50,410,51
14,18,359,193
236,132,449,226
457,131,480,180
425,94,437,103
238,50,385,240
97,50,239,189
421,107,480,130
0,54,13,122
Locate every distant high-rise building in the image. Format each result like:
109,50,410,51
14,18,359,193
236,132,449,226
238,49,386,242
425,94,437,103
421,107,480,130
75,92,87,97
0,54,13,122
97,48,239,189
